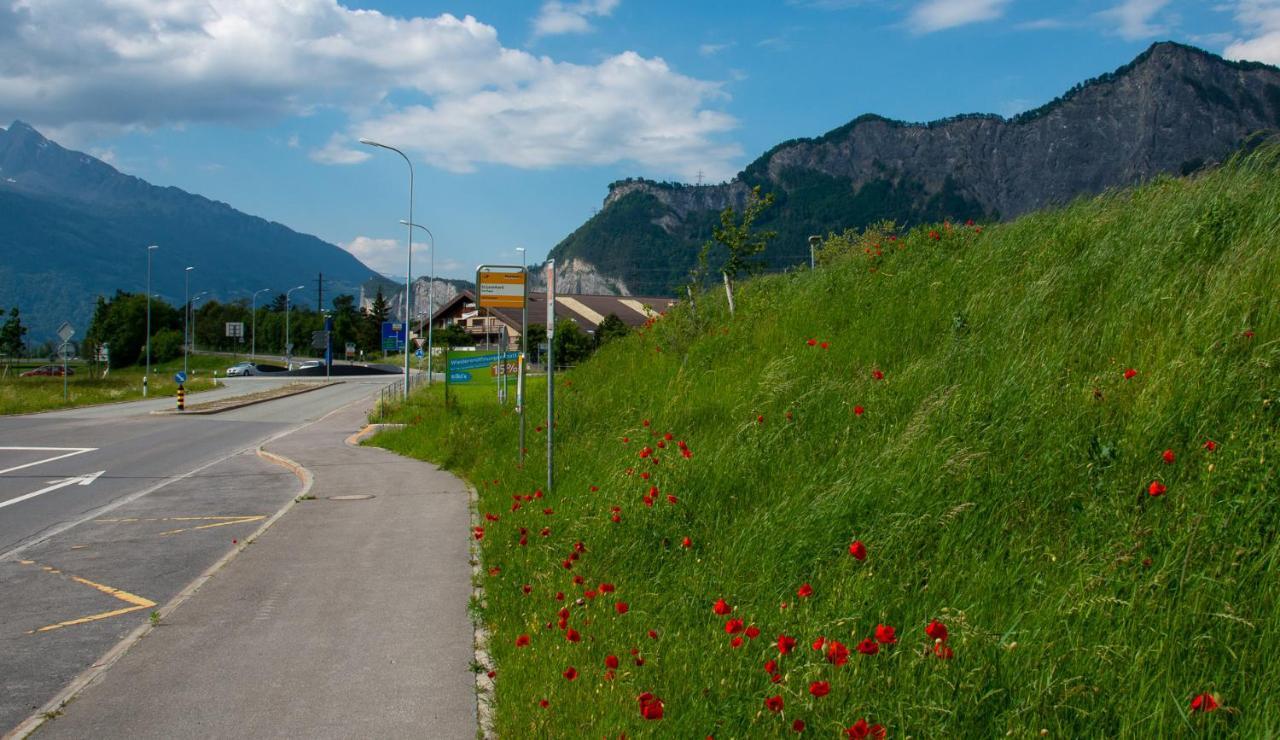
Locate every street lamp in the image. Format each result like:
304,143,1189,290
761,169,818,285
184,266,194,376
145,245,158,397
361,137,414,400
251,288,271,361
285,285,305,365
400,220,434,385
190,291,207,358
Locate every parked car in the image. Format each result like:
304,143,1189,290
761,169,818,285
294,360,323,371
21,365,74,377
225,362,256,377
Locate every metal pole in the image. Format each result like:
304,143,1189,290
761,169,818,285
145,245,157,397
517,247,527,460
183,267,192,377
252,288,269,361
360,139,414,401
809,235,820,270
286,285,303,365
546,258,555,494
62,341,68,401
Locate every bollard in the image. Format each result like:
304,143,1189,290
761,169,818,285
177,384,185,411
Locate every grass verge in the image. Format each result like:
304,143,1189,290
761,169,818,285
372,148,1279,737
0,355,225,414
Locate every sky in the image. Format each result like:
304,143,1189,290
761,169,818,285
2,0,1279,282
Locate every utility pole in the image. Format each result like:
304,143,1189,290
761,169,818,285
316,272,324,314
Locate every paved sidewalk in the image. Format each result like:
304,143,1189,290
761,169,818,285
38,401,476,739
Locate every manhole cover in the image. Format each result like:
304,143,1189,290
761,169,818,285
328,494,375,501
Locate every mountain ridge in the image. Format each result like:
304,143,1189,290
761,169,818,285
549,41,1280,294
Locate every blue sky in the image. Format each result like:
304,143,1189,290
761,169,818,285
3,0,1278,282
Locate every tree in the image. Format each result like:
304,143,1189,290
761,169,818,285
331,294,360,354
553,319,594,367
698,185,776,315
269,293,288,313
437,322,472,348
0,306,28,358
364,288,391,354
525,323,548,364
594,313,630,347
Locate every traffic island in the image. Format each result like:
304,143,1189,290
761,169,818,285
150,382,335,415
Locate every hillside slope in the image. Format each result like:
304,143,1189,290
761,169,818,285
549,42,1280,295
377,148,1279,736
0,121,375,343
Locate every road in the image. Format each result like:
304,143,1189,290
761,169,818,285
0,376,400,732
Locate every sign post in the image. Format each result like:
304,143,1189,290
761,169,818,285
476,264,528,457
545,259,555,495
57,322,74,401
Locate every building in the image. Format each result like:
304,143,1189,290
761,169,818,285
428,291,677,350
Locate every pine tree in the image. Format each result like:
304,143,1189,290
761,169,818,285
0,306,29,358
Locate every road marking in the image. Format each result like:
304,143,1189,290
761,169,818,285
0,447,97,476
18,561,156,634
0,471,105,511
94,515,267,535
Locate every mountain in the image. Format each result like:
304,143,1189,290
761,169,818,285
0,121,378,344
547,42,1280,295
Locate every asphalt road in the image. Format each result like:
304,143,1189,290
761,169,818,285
0,376,400,733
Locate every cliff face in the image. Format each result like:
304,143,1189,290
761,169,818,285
550,42,1280,295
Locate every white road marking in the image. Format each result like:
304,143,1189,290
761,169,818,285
0,447,97,476
0,471,106,510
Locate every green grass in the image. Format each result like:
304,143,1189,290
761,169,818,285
372,148,1280,737
0,355,223,414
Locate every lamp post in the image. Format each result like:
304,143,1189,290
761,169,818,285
285,285,305,366
190,291,207,358
361,137,414,400
251,288,271,361
400,220,434,385
183,266,193,376
144,245,158,396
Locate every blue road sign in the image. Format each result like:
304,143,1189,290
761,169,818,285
381,321,406,352
174,371,187,384
448,352,519,371
416,348,425,359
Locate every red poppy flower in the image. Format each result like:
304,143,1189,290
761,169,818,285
849,540,867,561
825,641,850,666
820,342,829,350
933,642,954,659
853,406,865,416
725,618,745,634
770,672,783,683
484,513,499,522
515,634,530,647
563,666,578,680
812,636,825,651
929,230,940,241
875,624,897,644
925,620,948,642
640,471,650,480
845,719,886,738
730,636,744,648
487,566,500,577
555,591,565,601
584,589,597,600
1243,330,1255,339
764,659,777,673
606,655,619,669
648,629,659,640
1190,693,1219,712
872,369,884,381
745,625,760,639
639,446,653,458
1148,480,1167,497
807,338,817,346
1162,449,1175,464
793,719,806,733
642,419,651,427
1204,439,1217,452
543,508,553,515
757,415,764,424
599,583,615,593
713,598,732,615
797,583,814,598
472,526,485,540
667,494,678,504
809,681,831,697
777,634,797,654
638,693,663,720
566,628,581,642
542,527,552,537
522,584,532,594
1123,368,1138,379
856,638,879,655
681,536,693,548
539,699,549,709
765,695,784,713
590,485,599,492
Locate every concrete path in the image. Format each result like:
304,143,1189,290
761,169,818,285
35,401,476,739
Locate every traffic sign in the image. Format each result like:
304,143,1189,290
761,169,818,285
311,330,330,350
345,342,356,359
476,265,526,310
57,322,75,343
381,321,405,352
225,321,245,338
416,348,425,359
174,371,187,384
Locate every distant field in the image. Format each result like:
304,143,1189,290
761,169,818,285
372,148,1280,736
0,356,224,415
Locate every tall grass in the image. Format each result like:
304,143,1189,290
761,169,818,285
0,356,222,414
374,147,1280,737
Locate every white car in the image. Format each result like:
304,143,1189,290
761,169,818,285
225,362,256,377
294,360,322,370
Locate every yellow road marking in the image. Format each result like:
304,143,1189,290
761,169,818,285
19,561,157,634
94,515,266,536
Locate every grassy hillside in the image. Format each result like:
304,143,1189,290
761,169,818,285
373,147,1279,737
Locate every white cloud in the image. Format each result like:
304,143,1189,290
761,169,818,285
287,133,300,149
1098,0,1173,40
0,1,737,180
908,0,1012,33
699,42,733,56
532,0,620,37
1224,0,1280,64
342,236,404,276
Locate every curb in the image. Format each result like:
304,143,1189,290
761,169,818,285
344,423,406,447
468,480,496,740
2,449,314,740
151,382,335,416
